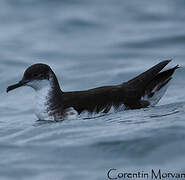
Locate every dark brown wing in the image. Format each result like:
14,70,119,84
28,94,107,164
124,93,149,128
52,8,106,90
63,85,132,114
124,60,171,97
62,60,176,114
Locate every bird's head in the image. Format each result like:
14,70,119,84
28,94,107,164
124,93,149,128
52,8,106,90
7,63,56,92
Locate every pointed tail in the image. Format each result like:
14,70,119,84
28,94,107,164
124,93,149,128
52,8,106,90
126,60,172,94
142,65,179,106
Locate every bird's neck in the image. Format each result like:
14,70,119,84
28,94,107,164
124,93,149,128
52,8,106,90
34,73,64,121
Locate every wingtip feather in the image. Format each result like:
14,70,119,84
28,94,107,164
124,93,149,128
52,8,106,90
162,59,172,64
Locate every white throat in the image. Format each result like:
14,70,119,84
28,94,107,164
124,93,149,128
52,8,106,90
27,79,54,120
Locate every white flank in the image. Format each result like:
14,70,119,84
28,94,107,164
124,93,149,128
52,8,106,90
64,107,78,120
142,82,170,107
79,104,126,119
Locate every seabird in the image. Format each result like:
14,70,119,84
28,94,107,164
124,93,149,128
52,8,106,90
7,60,179,120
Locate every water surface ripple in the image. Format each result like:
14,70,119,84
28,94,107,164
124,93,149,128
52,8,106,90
0,0,185,179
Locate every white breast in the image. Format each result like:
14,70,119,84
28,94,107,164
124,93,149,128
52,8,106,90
27,80,55,120
34,85,53,120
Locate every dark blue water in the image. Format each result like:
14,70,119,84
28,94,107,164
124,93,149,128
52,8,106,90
1,0,185,179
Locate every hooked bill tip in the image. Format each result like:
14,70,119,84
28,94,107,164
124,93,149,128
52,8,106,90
6,81,26,93
6,85,15,93
6,87,9,93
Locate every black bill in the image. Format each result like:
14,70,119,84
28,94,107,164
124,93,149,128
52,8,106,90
7,80,28,93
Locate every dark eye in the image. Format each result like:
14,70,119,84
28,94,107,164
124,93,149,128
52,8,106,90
33,73,39,77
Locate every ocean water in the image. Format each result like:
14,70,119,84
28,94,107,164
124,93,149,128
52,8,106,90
1,0,185,179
